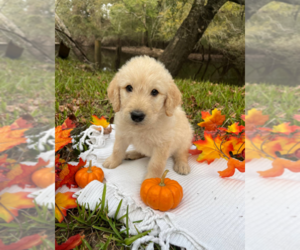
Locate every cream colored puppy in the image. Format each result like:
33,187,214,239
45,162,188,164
103,55,193,179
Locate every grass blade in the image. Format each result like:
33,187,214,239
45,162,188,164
82,238,93,250
103,234,112,250
126,206,129,238
92,226,115,234
114,199,123,221
101,184,107,212
124,230,152,246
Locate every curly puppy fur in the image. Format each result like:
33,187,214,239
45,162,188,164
103,56,193,179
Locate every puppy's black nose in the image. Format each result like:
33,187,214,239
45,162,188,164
131,110,145,122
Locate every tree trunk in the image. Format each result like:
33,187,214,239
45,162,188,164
55,13,89,63
0,13,52,62
158,0,228,77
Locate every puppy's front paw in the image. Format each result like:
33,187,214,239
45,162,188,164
173,161,191,175
102,156,122,169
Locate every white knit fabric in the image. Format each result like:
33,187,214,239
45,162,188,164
245,158,300,250
73,125,245,250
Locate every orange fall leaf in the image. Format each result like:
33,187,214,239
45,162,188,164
0,192,35,223
55,192,77,223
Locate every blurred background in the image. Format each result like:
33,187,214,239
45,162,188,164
55,0,245,85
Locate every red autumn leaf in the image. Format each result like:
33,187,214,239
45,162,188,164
0,192,35,222
55,192,77,222
188,148,203,155
0,234,46,250
61,116,77,130
198,108,226,131
10,117,33,130
56,158,87,189
7,158,49,188
55,234,85,250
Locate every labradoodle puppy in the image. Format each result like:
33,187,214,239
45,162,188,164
103,55,193,179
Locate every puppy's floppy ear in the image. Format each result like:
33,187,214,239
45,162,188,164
107,76,120,112
165,82,182,117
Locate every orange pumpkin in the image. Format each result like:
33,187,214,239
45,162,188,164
140,170,183,212
75,160,104,188
31,167,55,188
218,158,245,178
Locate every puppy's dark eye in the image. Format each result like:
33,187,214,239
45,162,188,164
126,85,133,92
151,89,159,96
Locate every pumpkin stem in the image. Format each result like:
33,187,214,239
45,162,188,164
159,170,169,186
87,160,93,173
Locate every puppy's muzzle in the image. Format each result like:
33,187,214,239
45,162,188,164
131,110,145,123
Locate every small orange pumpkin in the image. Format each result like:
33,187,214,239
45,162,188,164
140,170,183,212
75,160,104,188
31,167,55,188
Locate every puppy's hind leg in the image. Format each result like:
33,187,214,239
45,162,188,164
125,150,145,160
173,148,191,175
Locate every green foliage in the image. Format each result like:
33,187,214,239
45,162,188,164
55,0,244,56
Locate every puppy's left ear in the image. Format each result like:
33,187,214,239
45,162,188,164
107,76,120,112
165,82,182,117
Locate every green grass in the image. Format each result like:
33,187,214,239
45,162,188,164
0,57,54,126
246,83,300,126
55,58,245,136
56,184,179,250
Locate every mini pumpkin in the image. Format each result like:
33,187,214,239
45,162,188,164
75,160,104,188
31,167,55,188
140,170,183,211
